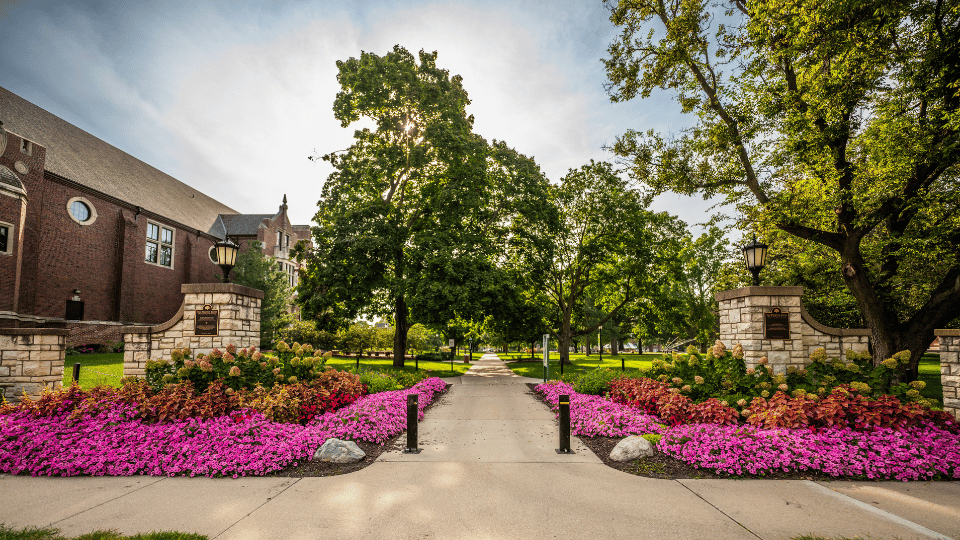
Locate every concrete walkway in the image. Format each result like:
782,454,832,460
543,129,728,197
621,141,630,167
1,354,958,540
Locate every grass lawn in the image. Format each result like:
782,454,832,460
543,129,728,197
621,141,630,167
0,524,206,539
495,351,541,362
306,355,474,377
61,353,125,389
507,353,659,379
919,353,943,406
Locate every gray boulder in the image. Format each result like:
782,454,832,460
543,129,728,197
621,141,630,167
609,435,655,462
313,438,365,463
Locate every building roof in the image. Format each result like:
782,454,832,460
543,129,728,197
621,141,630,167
0,165,23,191
0,86,238,233
220,214,273,236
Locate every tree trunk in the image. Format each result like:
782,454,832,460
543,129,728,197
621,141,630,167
559,309,573,365
612,338,619,355
393,294,409,367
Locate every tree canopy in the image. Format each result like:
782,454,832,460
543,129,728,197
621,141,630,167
604,0,960,369
228,241,293,349
513,160,680,364
296,46,553,365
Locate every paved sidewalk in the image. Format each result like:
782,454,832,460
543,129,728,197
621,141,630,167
1,354,958,539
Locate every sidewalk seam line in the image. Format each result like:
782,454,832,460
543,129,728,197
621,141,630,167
804,480,954,540
212,477,302,539
676,480,762,539
50,476,169,526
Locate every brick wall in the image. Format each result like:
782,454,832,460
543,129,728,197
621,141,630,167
0,130,40,315
716,286,871,372
66,322,124,347
0,328,66,404
938,330,959,421
122,283,262,377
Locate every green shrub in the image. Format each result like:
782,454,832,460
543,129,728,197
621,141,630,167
641,342,930,408
144,342,331,393
641,433,662,445
414,352,453,362
573,368,621,395
348,367,430,393
279,320,338,350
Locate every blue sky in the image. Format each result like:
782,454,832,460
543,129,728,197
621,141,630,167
0,0,720,227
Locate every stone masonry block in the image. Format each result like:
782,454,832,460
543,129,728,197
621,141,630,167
778,296,801,307
38,350,61,362
743,296,770,307
21,361,50,377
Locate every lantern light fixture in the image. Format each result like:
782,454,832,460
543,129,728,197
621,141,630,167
742,235,769,286
214,237,240,283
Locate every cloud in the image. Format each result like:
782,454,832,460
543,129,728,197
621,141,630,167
1,0,727,232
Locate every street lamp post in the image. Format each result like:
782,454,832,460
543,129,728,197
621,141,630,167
598,325,603,365
742,236,769,286
214,238,240,283
468,338,473,363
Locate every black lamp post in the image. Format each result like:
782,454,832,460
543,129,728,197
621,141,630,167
214,237,240,283
742,236,768,286
468,338,473,363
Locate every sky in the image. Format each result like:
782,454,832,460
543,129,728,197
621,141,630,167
0,0,721,229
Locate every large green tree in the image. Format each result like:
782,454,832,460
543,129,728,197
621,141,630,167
515,160,679,365
228,241,293,349
604,0,960,370
297,46,551,366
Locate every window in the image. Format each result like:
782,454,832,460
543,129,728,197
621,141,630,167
277,230,282,246
21,138,32,156
279,261,298,287
0,222,11,255
71,201,90,222
145,221,174,268
66,197,98,225
285,234,290,248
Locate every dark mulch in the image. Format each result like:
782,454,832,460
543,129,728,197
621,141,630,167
267,383,450,478
524,383,835,481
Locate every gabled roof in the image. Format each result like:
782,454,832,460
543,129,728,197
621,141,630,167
220,214,273,236
0,86,238,233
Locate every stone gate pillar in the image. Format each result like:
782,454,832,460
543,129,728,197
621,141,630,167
716,286,870,373
122,283,262,378
937,330,959,420
0,328,67,404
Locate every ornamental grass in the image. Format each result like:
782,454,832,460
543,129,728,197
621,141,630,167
0,378,447,478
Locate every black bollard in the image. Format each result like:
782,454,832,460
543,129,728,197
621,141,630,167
72,363,81,383
403,393,422,454
556,394,574,454
621,357,625,372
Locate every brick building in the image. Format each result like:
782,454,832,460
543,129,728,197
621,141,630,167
0,86,311,345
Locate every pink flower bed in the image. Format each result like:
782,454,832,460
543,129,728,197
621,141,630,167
534,381,960,480
534,381,665,437
0,377,447,478
660,423,960,480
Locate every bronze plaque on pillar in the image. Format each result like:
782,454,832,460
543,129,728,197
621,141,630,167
195,304,219,336
764,308,790,339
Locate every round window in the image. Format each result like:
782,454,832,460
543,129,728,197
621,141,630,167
71,201,90,222
66,197,98,225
